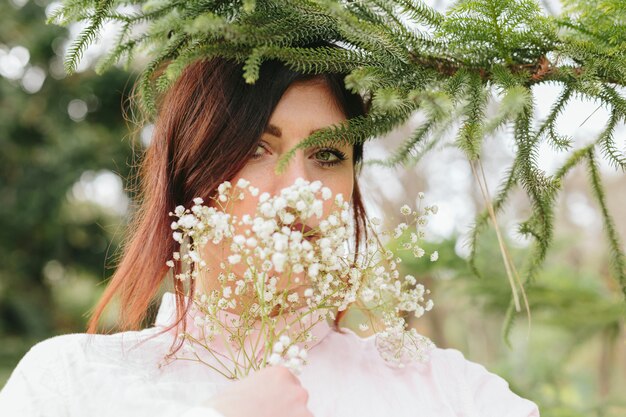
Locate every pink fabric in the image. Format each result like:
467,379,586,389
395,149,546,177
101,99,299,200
0,292,540,417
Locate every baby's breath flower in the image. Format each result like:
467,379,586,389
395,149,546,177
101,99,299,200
271,252,287,272
295,200,306,212
308,263,320,278
393,223,408,238
261,259,272,271
310,180,322,192
311,200,323,218
169,180,437,378
188,251,201,263
272,341,285,354
217,181,231,195
282,212,295,224
267,353,282,366
236,178,250,188
286,345,299,359
223,286,232,299
430,251,439,262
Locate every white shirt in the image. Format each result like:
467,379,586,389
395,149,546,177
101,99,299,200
0,292,540,417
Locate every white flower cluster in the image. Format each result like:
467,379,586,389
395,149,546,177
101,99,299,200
353,199,439,367
166,178,438,378
374,314,435,368
266,335,308,375
167,196,234,282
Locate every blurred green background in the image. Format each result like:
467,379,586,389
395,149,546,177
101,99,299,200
1,1,625,416
0,0,135,385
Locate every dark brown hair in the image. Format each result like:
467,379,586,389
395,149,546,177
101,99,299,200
87,51,369,338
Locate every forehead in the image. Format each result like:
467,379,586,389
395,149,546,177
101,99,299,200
268,79,347,133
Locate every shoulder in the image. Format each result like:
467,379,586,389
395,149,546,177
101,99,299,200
329,328,540,417
5,326,169,385
13,327,162,364
0,333,90,414
9,333,89,376
0,330,220,417
424,345,540,417
431,348,539,417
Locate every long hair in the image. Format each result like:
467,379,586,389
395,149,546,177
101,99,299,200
87,51,370,340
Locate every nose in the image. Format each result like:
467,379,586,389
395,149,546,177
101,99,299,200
271,152,312,195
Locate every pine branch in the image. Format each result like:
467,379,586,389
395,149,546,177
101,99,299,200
48,0,626,342
535,87,573,151
241,45,378,84
586,149,626,300
139,33,190,116
395,0,444,28
456,72,488,159
64,0,114,74
276,101,419,174
483,84,532,135
596,110,626,171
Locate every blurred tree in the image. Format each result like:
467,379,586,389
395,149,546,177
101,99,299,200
0,0,135,382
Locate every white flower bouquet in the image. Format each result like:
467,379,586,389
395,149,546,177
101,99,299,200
164,178,437,379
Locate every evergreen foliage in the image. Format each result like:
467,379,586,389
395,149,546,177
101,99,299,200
48,0,626,340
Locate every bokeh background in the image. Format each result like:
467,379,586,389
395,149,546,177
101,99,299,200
1,1,625,416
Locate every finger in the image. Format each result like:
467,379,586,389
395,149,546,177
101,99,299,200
272,365,302,386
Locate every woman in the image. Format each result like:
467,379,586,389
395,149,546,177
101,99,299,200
0,48,540,417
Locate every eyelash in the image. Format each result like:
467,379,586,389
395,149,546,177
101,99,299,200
252,142,348,167
315,147,348,167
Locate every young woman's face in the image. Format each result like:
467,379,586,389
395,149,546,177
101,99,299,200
232,77,354,221
199,78,354,302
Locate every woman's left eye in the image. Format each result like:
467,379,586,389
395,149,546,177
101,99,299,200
313,148,347,166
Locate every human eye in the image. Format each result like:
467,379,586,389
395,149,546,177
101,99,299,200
251,141,270,159
313,147,348,167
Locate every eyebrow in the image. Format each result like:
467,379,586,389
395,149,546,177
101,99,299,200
264,123,322,137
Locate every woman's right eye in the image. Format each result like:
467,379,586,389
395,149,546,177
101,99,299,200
252,143,268,159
